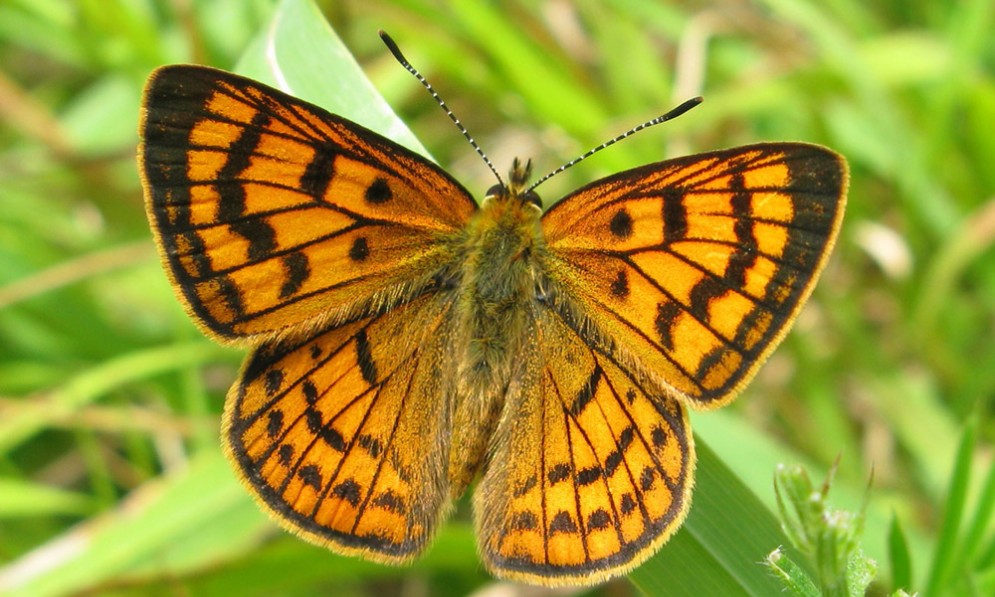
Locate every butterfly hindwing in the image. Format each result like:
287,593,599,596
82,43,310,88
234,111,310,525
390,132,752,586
541,143,847,407
224,292,458,561
475,308,693,585
139,65,475,342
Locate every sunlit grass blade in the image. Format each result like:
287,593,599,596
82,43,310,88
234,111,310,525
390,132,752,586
236,0,427,156
0,453,266,597
0,342,227,454
925,418,977,594
629,441,797,596
888,513,913,592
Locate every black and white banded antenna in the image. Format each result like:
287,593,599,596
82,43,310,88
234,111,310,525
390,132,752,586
526,96,703,193
379,31,505,187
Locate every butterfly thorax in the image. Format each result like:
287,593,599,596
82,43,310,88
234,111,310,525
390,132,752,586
448,160,547,494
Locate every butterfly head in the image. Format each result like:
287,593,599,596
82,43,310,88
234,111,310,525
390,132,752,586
485,158,542,209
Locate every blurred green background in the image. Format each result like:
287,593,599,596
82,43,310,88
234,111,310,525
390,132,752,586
1,0,993,595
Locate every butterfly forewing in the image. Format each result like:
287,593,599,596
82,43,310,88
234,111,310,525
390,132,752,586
541,143,847,408
139,65,476,342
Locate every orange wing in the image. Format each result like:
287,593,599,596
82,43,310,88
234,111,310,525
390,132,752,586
139,65,475,343
541,143,847,408
224,292,457,561
475,308,693,585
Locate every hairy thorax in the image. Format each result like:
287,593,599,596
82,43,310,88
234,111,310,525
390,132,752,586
448,187,546,494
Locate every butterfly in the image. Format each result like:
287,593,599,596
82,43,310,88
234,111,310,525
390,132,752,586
138,33,847,587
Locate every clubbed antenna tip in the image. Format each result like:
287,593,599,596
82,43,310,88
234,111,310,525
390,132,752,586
379,30,505,188
526,96,704,192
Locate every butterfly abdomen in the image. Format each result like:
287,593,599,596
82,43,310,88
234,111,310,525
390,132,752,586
447,191,546,493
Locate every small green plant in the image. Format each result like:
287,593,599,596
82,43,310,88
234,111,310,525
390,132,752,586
767,461,913,597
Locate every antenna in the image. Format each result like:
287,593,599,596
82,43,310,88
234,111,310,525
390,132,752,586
526,96,703,192
379,31,504,187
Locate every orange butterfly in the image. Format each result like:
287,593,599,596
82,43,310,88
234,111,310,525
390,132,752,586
138,34,846,586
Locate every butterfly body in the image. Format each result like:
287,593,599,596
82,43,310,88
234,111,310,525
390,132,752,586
456,164,543,377
449,162,548,492
140,64,847,587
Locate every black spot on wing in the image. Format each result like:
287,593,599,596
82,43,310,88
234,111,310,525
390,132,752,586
305,407,322,433
688,277,725,321
216,275,244,318
640,466,656,491
549,511,578,535
372,490,405,513
300,144,336,199
576,466,602,486
320,427,345,452
610,269,629,298
654,300,681,351
332,479,362,507
217,111,269,219
230,219,277,262
302,379,319,403
569,368,601,415
298,464,322,490
264,369,284,396
349,237,370,261
266,410,283,438
610,209,633,239
355,329,378,384
604,450,624,477
587,509,611,531
651,426,668,450
513,474,538,497
358,434,383,457
662,188,688,242
724,172,758,288
365,176,393,204
547,463,571,485
620,493,636,514
277,443,294,466
512,511,539,531
301,405,344,452
603,427,634,477
279,253,310,298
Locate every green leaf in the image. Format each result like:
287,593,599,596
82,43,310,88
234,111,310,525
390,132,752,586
925,418,977,594
0,453,267,597
765,547,822,596
0,478,94,518
888,513,913,594
235,0,428,157
0,342,227,454
629,441,795,596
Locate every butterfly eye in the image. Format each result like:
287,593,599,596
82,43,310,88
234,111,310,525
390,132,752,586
523,190,542,208
485,184,505,199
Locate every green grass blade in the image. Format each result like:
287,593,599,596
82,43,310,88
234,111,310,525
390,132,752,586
0,342,227,454
629,440,796,596
0,479,95,518
960,461,995,566
925,418,977,594
0,453,266,597
235,0,427,157
888,512,913,592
